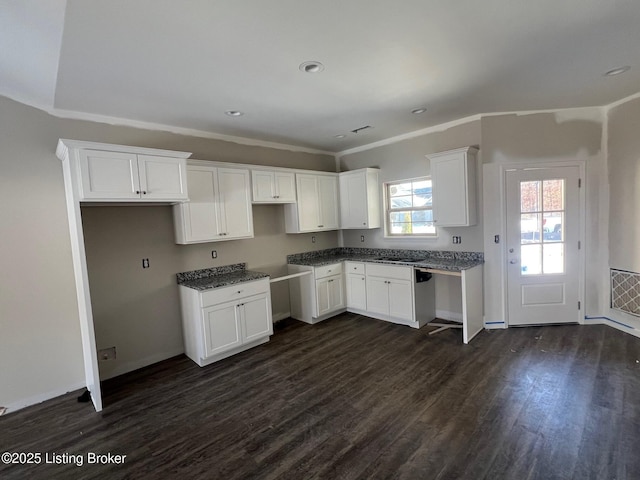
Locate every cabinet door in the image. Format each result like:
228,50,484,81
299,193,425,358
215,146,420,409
346,273,367,310
252,171,276,202
176,166,221,243
315,278,332,317
366,277,389,316
274,172,296,202
339,172,367,229
430,149,477,226
137,155,188,200
241,294,273,343
78,149,140,200
296,174,321,231
328,275,345,311
388,279,414,321
318,175,339,229
202,301,242,358
217,168,254,239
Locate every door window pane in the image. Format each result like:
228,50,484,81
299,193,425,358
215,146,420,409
519,178,566,276
520,181,540,212
543,179,564,211
543,213,563,243
521,213,541,244
543,243,564,274
521,244,542,275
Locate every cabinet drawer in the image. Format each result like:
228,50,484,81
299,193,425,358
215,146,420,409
200,278,269,307
365,264,412,281
345,262,365,274
314,263,343,280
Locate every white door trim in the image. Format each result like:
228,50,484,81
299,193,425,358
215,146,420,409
500,160,586,327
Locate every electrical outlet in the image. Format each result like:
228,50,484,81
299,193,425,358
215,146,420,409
98,346,116,361
142,258,150,268
211,250,217,259
452,236,462,244
311,236,316,243
360,235,365,242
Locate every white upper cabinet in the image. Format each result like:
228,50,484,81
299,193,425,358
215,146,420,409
173,164,253,244
251,170,296,203
284,173,339,233
78,149,188,201
428,146,478,227
339,168,380,229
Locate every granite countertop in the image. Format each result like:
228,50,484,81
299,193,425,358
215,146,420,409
287,247,483,272
177,263,269,291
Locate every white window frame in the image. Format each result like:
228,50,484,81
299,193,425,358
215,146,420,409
384,176,436,238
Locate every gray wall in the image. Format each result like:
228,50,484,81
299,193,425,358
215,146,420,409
607,97,640,329
0,96,337,409
338,120,482,318
608,97,640,272
481,109,608,323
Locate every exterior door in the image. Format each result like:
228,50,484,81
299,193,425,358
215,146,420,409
505,166,581,325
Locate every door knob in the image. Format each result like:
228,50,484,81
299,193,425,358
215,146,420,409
509,259,518,264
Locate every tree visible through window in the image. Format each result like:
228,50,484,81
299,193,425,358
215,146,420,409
385,177,435,236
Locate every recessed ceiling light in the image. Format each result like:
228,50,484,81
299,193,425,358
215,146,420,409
604,66,631,77
225,110,244,117
299,61,325,73
334,134,346,139
411,108,427,114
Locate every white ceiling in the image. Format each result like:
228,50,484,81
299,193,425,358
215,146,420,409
2,0,639,153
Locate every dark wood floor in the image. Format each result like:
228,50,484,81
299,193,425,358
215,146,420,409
2,314,640,480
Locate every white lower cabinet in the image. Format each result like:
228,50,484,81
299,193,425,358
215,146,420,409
365,264,415,325
289,260,435,329
316,275,345,317
288,262,346,323
180,278,273,367
345,262,367,311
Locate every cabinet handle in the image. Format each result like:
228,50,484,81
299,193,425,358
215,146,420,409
136,190,140,194
143,191,147,195
237,290,242,294
363,222,367,225
318,225,324,228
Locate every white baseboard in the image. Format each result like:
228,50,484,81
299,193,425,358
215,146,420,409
436,309,463,323
99,348,185,381
3,380,86,416
272,311,291,323
484,321,507,329
584,315,640,339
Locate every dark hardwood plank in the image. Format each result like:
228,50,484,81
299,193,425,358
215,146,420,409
1,315,640,479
